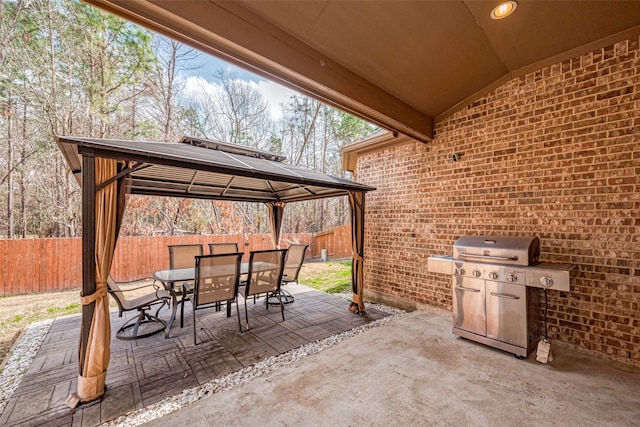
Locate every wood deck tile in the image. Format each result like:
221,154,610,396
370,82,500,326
78,399,101,427
100,383,140,423
189,360,215,385
139,370,199,405
321,318,359,334
295,325,335,341
1,284,389,427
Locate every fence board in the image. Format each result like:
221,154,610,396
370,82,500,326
0,229,339,296
310,225,351,259
35,239,42,293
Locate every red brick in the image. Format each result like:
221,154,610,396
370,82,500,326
355,35,640,366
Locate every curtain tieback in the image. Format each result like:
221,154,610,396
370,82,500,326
352,253,365,262
80,285,107,305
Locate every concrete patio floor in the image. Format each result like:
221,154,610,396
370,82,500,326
0,284,389,426
149,305,640,427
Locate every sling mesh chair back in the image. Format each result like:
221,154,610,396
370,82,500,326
207,243,240,313
268,244,308,305
168,244,203,327
187,253,243,345
282,244,308,283
239,249,287,330
107,276,170,340
283,243,308,288
208,242,239,255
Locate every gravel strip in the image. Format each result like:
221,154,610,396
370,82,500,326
0,319,53,416
0,296,404,425
105,297,405,426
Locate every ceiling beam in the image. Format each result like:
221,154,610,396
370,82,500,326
84,0,433,142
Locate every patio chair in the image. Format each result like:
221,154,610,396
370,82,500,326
168,244,203,327
208,242,239,254
107,276,170,340
238,249,287,331
267,244,308,305
184,253,243,345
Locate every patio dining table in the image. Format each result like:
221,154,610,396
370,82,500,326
154,261,276,337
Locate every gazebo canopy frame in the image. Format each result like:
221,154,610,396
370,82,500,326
55,135,374,405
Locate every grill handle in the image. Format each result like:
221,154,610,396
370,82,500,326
459,252,518,261
455,286,480,293
490,292,520,300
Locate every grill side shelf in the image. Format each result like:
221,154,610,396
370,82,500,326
427,256,453,275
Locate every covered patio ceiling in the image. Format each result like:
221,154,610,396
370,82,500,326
56,135,374,202
85,0,640,142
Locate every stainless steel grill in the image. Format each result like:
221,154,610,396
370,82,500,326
428,235,575,358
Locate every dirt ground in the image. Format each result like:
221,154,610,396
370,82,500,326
0,260,350,369
0,282,155,369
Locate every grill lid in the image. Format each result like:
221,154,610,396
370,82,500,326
453,235,540,266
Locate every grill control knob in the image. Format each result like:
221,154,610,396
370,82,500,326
473,270,482,277
507,273,518,282
489,272,499,280
539,276,553,287
455,267,466,276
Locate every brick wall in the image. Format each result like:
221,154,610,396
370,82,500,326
356,36,639,365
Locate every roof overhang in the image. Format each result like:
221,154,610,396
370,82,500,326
57,135,375,203
84,0,433,142
342,130,413,174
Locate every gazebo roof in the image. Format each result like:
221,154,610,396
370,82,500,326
56,135,374,203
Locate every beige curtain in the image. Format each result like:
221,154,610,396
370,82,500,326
77,158,126,402
267,201,286,249
348,191,365,313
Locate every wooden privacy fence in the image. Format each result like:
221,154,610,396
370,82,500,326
0,227,352,296
0,233,310,296
311,224,351,260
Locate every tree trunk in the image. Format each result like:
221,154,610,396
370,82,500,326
6,87,14,238
21,102,27,238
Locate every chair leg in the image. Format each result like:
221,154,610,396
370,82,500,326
193,307,197,345
244,296,250,330
180,295,186,328
116,306,166,340
235,299,243,333
132,308,145,338
278,291,285,321
267,289,294,305
154,299,168,317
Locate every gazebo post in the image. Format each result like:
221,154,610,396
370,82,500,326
80,152,97,379
64,152,99,408
348,191,366,313
67,154,126,408
267,201,286,249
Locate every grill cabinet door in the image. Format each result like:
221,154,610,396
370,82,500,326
485,281,527,348
452,276,486,336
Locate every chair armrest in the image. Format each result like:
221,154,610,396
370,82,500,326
111,277,161,292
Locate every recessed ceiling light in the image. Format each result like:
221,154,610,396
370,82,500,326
490,1,517,20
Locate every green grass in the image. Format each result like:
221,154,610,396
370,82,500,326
299,260,352,294
45,303,80,316
65,303,80,313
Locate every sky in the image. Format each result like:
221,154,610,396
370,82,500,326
180,52,298,120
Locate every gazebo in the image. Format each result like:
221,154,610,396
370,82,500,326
55,135,374,404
